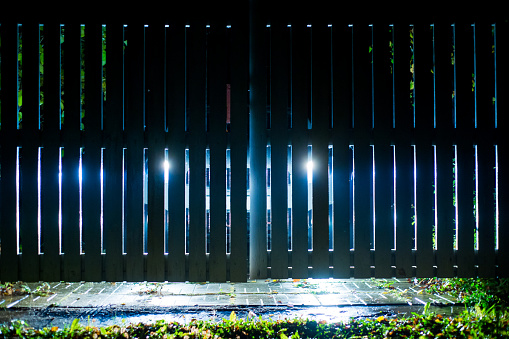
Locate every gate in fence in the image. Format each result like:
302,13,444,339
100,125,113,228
0,13,508,282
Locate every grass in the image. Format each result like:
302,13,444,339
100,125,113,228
1,278,508,338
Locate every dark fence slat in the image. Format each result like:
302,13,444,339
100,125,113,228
208,24,228,282
454,23,475,131
475,23,496,131
454,22,476,277
103,23,125,281
393,23,414,278
0,22,20,281
19,22,40,281
228,22,249,282
82,23,103,281
124,24,145,282
146,23,166,282
474,23,497,277
331,23,352,278
269,24,290,279
166,23,187,281
373,23,395,278
394,144,414,278
496,21,509,277
187,24,207,282
415,144,435,277
61,23,82,281
352,23,372,278
413,23,435,278
455,143,475,277
434,21,455,277
41,23,62,281
414,23,435,131
476,144,496,277
310,24,331,278
248,18,268,279
290,23,310,278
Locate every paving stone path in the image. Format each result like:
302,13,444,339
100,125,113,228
1,278,460,309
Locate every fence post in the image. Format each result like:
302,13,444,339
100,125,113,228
269,23,290,279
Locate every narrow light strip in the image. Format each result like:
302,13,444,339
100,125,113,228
16,147,21,254
143,148,148,255
267,145,271,251
393,145,397,250
185,149,190,254
329,145,333,250
206,148,210,254
79,148,83,254
287,145,293,251
433,145,438,250
101,148,104,254
454,145,458,250
164,149,169,254
372,145,375,250
59,147,63,254
495,145,499,250
351,145,355,250
474,145,479,251
226,148,231,254
307,145,313,250
122,148,126,255
38,147,42,254
413,145,417,250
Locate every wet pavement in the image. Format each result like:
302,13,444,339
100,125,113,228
0,279,464,329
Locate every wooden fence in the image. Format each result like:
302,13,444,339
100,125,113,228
0,16,508,282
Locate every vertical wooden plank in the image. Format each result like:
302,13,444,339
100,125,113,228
124,23,145,281
311,24,331,278
455,23,475,131
393,23,414,278
415,144,435,277
208,24,227,282
434,21,455,277
82,23,103,281
0,22,20,281
372,23,394,278
187,24,207,282
248,10,268,279
103,23,125,281
61,23,81,281
166,22,186,281
41,22,62,281
270,24,290,278
146,23,166,281
476,143,496,277
331,22,352,278
496,20,509,277
291,23,310,278
454,22,475,277
352,23,372,278
475,22,496,277
414,23,435,277
19,22,40,281
229,21,249,282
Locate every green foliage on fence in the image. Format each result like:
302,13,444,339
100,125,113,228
1,24,108,131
